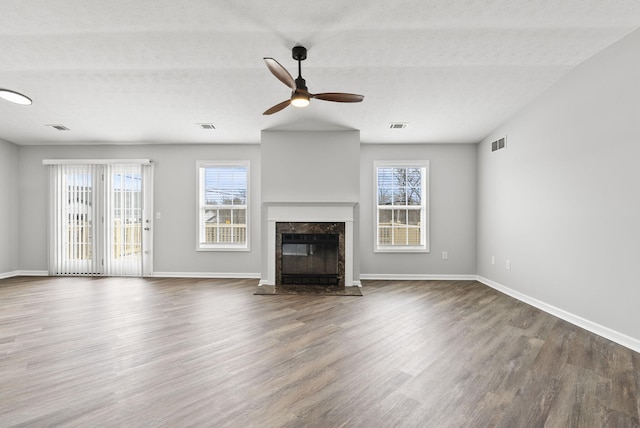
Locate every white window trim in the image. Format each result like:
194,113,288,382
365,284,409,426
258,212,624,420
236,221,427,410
373,160,429,253
196,160,250,252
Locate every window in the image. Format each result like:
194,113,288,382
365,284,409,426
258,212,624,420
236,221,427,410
197,161,249,250
374,161,428,252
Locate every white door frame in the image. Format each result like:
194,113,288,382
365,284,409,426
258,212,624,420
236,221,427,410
142,164,154,276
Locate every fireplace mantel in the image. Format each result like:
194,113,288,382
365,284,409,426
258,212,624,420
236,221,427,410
261,202,358,287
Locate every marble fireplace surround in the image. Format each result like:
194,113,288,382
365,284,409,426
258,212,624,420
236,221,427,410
277,221,345,286
262,202,358,287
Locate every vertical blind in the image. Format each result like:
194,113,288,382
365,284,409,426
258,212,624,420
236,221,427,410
104,164,143,276
47,161,147,276
49,164,103,275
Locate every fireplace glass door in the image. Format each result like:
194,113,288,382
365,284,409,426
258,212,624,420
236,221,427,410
281,233,339,285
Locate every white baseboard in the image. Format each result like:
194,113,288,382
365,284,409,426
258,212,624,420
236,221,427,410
19,270,48,277
359,274,477,281
2,270,261,281
152,272,261,279
476,276,640,354
0,270,19,280
0,270,48,280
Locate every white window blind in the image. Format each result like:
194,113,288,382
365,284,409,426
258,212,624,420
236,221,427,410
48,162,149,276
197,161,249,250
375,161,429,252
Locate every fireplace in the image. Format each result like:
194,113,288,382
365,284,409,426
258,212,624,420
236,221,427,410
276,222,345,286
262,202,358,287
282,233,339,285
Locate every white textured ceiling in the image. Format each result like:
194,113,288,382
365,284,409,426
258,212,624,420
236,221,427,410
1,0,639,145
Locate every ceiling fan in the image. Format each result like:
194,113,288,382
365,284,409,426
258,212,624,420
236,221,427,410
262,46,364,115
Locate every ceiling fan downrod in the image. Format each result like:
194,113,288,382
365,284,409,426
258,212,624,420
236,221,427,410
292,46,308,91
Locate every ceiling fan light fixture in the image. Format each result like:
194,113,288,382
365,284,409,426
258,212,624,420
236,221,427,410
0,88,32,105
291,93,310,108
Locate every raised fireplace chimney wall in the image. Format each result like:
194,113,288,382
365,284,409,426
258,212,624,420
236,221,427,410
260,130,360,285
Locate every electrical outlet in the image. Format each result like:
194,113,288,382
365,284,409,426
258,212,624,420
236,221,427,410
442,251,448,260
491,256,495,265
506,260,511,270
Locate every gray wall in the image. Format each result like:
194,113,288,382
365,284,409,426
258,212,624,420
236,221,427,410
15,136,480,280
360,144,477,277
17,144,262,276
0,140,19,276
477,28,640,340
261,130,360,203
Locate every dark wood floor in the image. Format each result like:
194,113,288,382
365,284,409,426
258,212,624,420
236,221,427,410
0,277,638,427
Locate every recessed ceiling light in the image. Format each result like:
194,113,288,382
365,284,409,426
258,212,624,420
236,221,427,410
389,122,408,130
197,123,216,130
46,124,70,131
0,88,32,105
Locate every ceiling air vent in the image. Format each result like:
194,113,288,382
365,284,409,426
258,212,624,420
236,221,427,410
389,122,408,130
46,124,70,131
491,136,507,152
197,123,216,130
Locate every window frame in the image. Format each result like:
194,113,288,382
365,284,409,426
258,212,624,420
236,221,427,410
196,160,250,251
373,160,429,253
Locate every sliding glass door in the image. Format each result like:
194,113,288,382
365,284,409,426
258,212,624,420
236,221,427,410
48,162,153,276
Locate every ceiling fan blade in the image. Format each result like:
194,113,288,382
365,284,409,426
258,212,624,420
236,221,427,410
263,58,296,90
263,99,291,115
312,92,364,103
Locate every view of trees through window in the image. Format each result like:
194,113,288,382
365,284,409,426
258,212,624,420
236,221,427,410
376,164,426,248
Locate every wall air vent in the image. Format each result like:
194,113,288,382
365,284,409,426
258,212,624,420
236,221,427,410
491,136,507,152
389,122,408,130
46,124,70,131
197,123,216,130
